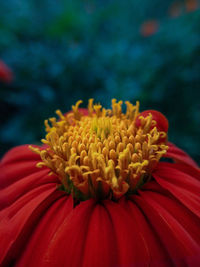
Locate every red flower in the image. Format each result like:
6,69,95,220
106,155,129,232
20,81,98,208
185,0,199,12
140,20,159,37
0,99,200,267
0,61,13,84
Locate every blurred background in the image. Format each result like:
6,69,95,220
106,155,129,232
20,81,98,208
0,0,200,164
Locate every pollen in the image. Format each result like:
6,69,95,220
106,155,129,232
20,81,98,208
30,99,168,200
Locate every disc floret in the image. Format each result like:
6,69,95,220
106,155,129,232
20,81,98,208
30,99,168,200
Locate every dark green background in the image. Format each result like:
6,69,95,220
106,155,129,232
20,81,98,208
0,0,200,164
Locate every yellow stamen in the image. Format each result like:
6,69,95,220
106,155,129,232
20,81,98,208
72,100,83,120
30,99,168,200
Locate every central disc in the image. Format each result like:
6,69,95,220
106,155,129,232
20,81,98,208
30,99,168,201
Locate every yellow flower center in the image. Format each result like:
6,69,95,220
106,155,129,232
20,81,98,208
30,99,168,200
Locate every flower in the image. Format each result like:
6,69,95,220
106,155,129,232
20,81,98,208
185,0,199,12
0,60,13,84
140,20,159,37
0,99,200,267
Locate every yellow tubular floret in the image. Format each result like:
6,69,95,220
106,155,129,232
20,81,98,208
30,99,168,200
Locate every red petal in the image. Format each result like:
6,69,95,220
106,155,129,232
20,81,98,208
42,199,97,267
153,162,200,218
0,168,57,211
0,145,73,266
135,183,200,265
104,198,171,266
136,110,169,132
140,183,200,246
79,201,119,267
0,185,61,266
165,142,199,168
1,145,40,165
16,196,73,267
0,145,59,210
163,162,200,181
40,198,171,266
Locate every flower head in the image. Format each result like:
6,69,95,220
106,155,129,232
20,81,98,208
0,99,200,267
30,99,168,201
